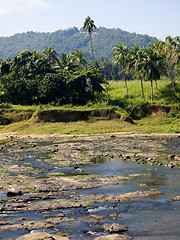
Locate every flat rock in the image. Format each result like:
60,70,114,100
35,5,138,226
46,217,76,224
94,234,132,240
170,196,180,202
0,221,54,231
75,189,163,202
11,232,70,240
102,223,128,232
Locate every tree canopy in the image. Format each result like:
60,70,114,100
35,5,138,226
0,27,157,60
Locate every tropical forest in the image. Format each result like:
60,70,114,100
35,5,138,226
0,16,179,133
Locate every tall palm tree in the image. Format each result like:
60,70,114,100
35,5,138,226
113,43,129,95
163,36,180,98
128,46,145,100
138,47,166,103
83,16,96,61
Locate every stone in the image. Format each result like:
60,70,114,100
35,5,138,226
170,196,180,202
102,223,128,233
12,232,70,240
110,212,119,220
6,188,22,197
94,234,132,240
168,154,175,160
46,217,76,224
0,221,54,231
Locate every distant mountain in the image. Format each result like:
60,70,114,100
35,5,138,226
0,27,157,60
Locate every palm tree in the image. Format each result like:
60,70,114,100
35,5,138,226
58,53,76,71
138,47,166,103
163,36,179,98
72,49,87,69
113,43,129,95
128,46,145,100
83,16,96,61
42,47,59,66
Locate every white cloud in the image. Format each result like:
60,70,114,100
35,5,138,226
0,0,54,16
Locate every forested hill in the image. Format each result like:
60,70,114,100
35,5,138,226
0,27,157,60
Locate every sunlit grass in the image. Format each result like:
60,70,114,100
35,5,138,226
108,78,180,105
0,78,179,135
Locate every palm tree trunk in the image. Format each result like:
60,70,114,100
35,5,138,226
171,77,175,99
104,77,110,104
124,75,128,95
140,78,145,100
155,80,158,90
90,36,95,62
151,80,153,103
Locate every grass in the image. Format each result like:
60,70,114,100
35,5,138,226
108,78,180,105
0,78,179,135
0,115,179,135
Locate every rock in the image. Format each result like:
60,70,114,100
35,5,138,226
6,188,22,197
0,221,54,231
89,214,105,222
75,189,163,202
110,212,119,220
12,232,70,240
46,217,76,224
102,223,128,233
0,220,9,225
94,234,132,240
168,154,175,160
169,196,180,202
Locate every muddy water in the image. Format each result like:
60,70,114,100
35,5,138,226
0,136,179,240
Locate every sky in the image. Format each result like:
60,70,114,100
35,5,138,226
0,0,179,40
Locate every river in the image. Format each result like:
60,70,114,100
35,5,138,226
0,135,179,240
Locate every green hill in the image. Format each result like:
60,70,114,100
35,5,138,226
0,27,156,60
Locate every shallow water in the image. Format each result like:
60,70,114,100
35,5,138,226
0,137,179,240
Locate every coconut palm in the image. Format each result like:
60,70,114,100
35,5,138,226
163,36,180,98
83,16,96,61
58,53,76,71
72,49,87,69
42,47,59,66
128,46,145,100
138,47,166,103
113,43,129,95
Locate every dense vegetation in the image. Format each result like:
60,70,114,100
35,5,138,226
0,27,156,60
0,16,179,110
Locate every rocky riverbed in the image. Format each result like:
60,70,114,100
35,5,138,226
0,132,180,240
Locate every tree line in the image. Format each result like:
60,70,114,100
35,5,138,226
112,36,180,102
0,16,179,106
0,48,104,105
0,27,156,60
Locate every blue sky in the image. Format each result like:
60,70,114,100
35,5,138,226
0,0,179,40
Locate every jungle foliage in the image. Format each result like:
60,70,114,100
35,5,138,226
0,15,179,107
0,49,104,105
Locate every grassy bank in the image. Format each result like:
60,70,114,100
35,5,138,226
0,79,179,135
